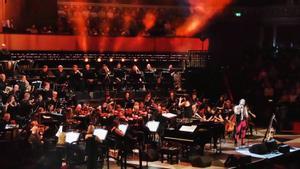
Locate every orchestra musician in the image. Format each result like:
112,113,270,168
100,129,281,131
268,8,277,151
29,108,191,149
0,113,16,132
40,82,53,100
54,65,68,97
113,63,125,90
65,107,80,125
47,91,60,110
19,92,34,121
144,92,156,109
144,63,156,90
166,90,178,114
178,96,193,118
192,104,207,121
121,91,134,109
206,107,225,149
3,95,19,119
28,121,46,154
40,65,53,82
18,75,32,93
129,65,143,90
0,73,7,92
234,99,249,146
82,64,96,92
216,95,226,110
34,94,46,111
191,91,200,106
69,64,83,91
207,108,224,123
54,65,68,85
85,125,101,169
9,84,21,102
99,64,111,91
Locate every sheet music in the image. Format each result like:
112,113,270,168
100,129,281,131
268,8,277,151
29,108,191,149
146,121,160,132
119,124,128,134
179,125,197,133
65,132,80,143
94,128,108,141
50,112,63,116
5,124,19,129
162,113,177,118
55,125,63,137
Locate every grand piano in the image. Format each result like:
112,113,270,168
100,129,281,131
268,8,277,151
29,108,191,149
162,120,224,155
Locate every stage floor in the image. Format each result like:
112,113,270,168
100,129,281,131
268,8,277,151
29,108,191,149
106,129,300,169
2,128,299,169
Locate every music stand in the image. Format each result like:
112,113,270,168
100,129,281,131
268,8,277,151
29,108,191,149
162,113,177,119
119,124,128,135
179,125,197,133
5,124,19,130
93,128,108,141
32,81,42,90
65,132,80,144
146,121,160,132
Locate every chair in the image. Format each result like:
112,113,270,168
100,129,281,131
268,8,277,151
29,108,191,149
160,146,179,164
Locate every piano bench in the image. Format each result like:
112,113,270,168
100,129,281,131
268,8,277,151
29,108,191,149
160,147,179,164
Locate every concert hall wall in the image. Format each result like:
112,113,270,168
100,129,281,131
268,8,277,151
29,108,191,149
24,0,57,28
0,34,209,52
0,0,26,32
0,0,57,31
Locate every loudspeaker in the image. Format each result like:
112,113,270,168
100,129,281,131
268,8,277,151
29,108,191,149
224,155,251,168
265,139,278,152
143,149,159,162
249,143,269,155
278,144,290,154
190,155,212,168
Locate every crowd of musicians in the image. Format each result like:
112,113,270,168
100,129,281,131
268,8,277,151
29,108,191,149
0,63,256,168
32,63,181,92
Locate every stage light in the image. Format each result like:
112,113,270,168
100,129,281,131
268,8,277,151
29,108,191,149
109,58,114,62
145,59,149,62
97,57,102,62
121,58,125,62
134,58,138,62
1,43,6,47
84,57,89,62
235,12,242,17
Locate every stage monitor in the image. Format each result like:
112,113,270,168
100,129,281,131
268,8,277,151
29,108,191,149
94,128,108,141
119,124,128,135
146,121,160,132
179,125,197,133
65,132,80,144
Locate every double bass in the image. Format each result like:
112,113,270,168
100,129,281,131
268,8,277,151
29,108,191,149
225,113,236,133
